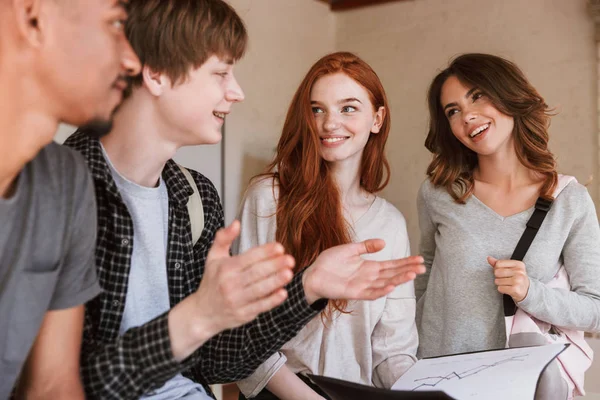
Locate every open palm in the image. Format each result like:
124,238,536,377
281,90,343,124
303,239,425,303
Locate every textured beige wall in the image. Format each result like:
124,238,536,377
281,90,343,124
224,0,334,221
334,0,597,255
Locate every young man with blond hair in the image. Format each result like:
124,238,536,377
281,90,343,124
66,1,425,398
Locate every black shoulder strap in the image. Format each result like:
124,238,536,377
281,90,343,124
503,197,553,317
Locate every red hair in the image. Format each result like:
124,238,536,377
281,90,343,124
263,52,391,318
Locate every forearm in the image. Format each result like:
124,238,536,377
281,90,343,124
518,280,600,332
82,313,185,400
16,375,85,400
266,366,324,400
195,272,325,383
168,294,222,361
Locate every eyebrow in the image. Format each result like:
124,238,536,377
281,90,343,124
443,87,478,111
114,0,128,12
310,98,363,105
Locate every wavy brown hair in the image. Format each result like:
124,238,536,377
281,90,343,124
262,52,391,318
425,53,557,203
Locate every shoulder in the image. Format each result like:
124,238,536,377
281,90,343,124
62,128,94,161
186,167,220,201
36,142,92,194
554,176,595,218
244,176,279,206
418,178,446,200
378,197,407,229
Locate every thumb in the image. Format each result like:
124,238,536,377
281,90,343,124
356,238,386,256
207,220,240,262
487,256,498,268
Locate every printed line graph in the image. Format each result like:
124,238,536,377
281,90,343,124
410,354,528,391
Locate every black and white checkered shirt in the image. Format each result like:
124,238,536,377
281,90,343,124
64,130,325,400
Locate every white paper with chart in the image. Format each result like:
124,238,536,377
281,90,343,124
391,343,567,400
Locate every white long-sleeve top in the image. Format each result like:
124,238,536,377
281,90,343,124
233,178,418,398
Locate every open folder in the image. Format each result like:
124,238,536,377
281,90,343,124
308,343,567,400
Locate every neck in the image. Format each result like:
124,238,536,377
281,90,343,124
475,138,534,190
329,156,365,206
101,90,179,188
0,64,57,198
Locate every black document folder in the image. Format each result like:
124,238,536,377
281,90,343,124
307,374,454,400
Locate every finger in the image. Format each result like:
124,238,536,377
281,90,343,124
487,256,498,267
494,277,516,286
496,285,514,296
206,220,241,262
238,265,294,304
356,239,386,256
240,254,295,287
237,289,289,325
377,256,425,271
357,285,396,301
374,264,425,280
493,268,516,278
372,269,420,288
235,242,287,269
493,259,525,270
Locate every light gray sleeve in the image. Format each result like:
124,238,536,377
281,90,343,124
372,228,417,388
415,181,436,302
518,186,600,332
234,179,288,396
49,162,101,310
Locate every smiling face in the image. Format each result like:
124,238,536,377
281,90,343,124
155,54,245,146
310,72,384,165
440,75,515,157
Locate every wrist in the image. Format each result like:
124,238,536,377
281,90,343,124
168,296,219,361
301,266,319,305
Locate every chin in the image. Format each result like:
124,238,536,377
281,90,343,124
187,131,222,146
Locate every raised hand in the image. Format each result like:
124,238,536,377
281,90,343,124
488,256,530,303
169,220,294,360
195,220,295,331
301,239,425,304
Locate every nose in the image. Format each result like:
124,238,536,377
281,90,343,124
463,106,477,124
120,37,141,77
323,112,340,132
225,75,245,103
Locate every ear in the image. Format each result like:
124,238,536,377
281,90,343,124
12,0,44,47
142,65,170,97
371,106,385,134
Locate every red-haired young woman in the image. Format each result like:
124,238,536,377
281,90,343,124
234,52,420,400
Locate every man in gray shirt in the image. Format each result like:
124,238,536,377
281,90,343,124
0,0,141,397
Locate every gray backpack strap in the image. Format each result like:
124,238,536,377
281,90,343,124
178,164,204,244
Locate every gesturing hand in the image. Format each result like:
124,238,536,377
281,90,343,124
302,239,426,304
195,220,295,333
488,256,530,303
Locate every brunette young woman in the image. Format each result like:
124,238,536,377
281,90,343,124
234,52,423,400
416,53,600,400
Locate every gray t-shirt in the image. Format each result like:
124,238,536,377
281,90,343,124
0,142,101,397
102,147,207,400
415,178,600,358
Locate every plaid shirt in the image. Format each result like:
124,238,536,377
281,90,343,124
64,131,325,400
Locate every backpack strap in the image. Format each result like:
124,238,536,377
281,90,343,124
178,164,204,245
503,174,576,316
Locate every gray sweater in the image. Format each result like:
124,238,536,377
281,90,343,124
415,177,600,358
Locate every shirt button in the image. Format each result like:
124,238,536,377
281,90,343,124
121,238,129,246
175,262,182,270
112,300,120,307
